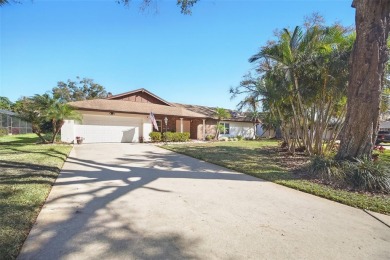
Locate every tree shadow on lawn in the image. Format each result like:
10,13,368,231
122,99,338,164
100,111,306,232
19,150,265,259
0,135,41,144
0,162,61,259
0,203,45,259
0,160,61,185
0,146,69,161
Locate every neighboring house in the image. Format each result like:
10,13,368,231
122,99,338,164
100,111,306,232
256,126,276,138
0,109,33,135
61,88,256,143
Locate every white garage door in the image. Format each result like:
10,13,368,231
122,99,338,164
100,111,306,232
75,115,141,143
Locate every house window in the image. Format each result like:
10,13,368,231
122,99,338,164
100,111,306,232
153,120,162,132
219,122,230,135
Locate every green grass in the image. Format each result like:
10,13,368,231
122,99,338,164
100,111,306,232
0,134,72,259
379,149,390,165
163,140,390,215
0,133,41,144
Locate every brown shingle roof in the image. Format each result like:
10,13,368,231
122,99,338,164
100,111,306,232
106,88,172,106
68,99,207,118
173,103,254,122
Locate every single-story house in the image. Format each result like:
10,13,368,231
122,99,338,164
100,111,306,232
61,88,257,143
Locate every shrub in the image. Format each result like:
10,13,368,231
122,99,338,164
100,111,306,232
0,128,8,136
162,132,190,142
236,135,243,141
219,137,228,142
343,157,390,193
308,155,345,183
205,135,214,141
162,132,174,142
176,132,190,142
233,138,238,141
308,155,390,193
149,132,162,142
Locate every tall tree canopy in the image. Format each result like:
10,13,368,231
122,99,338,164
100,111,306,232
118,0,198,14
1,0,199,14
52,77,108,102
13,95,49,143
0,96,13,110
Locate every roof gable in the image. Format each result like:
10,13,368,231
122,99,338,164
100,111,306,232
107,88,172,106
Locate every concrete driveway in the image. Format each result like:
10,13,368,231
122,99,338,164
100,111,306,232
19,144,390,260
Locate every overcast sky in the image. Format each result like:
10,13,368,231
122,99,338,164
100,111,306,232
0,0,355,109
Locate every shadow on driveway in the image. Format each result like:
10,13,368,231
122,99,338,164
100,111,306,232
19,145,263,259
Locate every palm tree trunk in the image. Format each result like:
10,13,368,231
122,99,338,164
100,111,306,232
51,120,64,143
32,125,47,143
214,120,220,140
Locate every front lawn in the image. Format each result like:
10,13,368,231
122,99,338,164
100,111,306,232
0,134,72,259
163,140,390,215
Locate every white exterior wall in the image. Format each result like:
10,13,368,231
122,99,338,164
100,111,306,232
61,111,153,143
61,110,258,142
61,120,75,143
220,121,255,139
256,124,276,138
143,122,153,142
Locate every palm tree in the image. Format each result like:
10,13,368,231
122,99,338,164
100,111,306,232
16,94,81,143
46,101,81,143
214,107,231,140
243,24,352,155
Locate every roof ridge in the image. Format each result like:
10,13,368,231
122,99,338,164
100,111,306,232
106,88,172,107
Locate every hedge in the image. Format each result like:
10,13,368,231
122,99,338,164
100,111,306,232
162,132,190,142
149,132,162,142
149,132,190,142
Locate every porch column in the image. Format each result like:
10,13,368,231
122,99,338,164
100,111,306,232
202,119,206,140
180,118,183,133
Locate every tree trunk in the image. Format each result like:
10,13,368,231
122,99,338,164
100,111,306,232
336,0,390,160
51,121,64,143
32,126,47,143
214,120,220,140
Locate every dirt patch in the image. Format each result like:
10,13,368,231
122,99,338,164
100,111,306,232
258,146,310,176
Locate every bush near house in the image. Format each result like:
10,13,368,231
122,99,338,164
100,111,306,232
163,132,190,142
149,132,190,142
149,132,162,142
205,135,214,141
0,128,8,136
